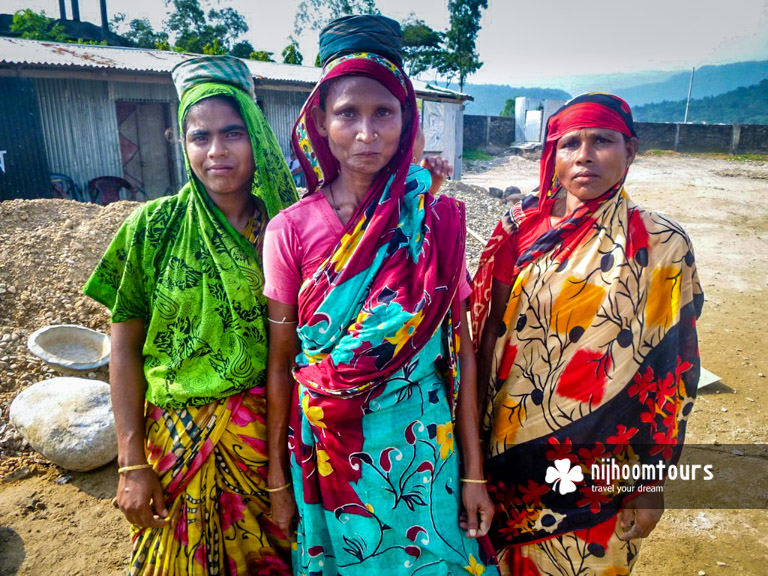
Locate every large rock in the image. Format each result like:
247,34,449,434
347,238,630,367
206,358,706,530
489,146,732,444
503,185,522,198
488,186,504,199
9,377,117,471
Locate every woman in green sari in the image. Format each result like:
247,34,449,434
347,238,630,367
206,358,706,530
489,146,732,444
84,55,297,575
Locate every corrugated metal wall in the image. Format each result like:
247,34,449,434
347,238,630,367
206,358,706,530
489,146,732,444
109,81,178,103
35,78,123,193
0,78,51,200
257,90,310,158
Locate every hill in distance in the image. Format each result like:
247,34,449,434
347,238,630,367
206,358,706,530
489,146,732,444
613,60,768,107
633,78,768,124
449,60,768,116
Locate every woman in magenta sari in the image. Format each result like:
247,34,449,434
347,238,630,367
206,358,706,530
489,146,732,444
262,15,497,576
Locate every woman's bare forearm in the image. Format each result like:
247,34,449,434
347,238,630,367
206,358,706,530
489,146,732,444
476,280,512,410
110,319,149,467
266,299,300,486
455,301,484,479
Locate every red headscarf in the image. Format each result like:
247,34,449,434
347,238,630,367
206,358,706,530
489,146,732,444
471,93,637,341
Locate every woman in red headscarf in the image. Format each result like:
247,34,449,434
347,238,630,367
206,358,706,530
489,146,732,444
472,93,703,575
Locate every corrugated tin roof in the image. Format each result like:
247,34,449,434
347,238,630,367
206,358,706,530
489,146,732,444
0,37,469,100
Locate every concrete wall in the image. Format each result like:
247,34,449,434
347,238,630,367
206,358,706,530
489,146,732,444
636,122,768,154
736,125,768,153
463,114,515,149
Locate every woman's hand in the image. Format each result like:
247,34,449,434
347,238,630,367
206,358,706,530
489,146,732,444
269,484,297,538
619,490,664,540
116,468,168,528
420,155,453,194
459,482,494,538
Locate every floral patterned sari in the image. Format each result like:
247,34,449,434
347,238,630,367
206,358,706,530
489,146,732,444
471,94,704,575
287,52,497,575
130,388,291,575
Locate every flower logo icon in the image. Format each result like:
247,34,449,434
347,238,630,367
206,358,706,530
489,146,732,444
545,458,584,495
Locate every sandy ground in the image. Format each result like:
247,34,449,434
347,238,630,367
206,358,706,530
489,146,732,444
1,152,767,575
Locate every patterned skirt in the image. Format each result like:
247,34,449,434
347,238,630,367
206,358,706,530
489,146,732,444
498,514,641,576
291,336,498,575
128,387,292,575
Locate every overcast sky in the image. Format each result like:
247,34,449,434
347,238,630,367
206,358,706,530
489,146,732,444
7,0,768,87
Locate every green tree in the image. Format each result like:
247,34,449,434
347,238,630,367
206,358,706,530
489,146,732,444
165,0,248,54
110,14,169,49
250,51,275,62
499,98,515,117
439,0,487,92
281,40,304,65
401,16,445,77
11,9,67,42
230,40,255,59
294,0,379,36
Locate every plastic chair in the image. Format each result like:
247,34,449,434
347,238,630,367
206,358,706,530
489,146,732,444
87,176,144,205
50,173,82,201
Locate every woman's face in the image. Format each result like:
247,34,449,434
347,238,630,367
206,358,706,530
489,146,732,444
185,98,255,198
555,128,638,202
312,76,403,178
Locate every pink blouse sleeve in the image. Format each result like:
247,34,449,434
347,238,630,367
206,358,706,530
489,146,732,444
458,257,472,301
262,212,303,305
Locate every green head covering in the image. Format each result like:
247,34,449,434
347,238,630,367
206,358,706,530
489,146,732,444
84,55,298,409
172,54,255,99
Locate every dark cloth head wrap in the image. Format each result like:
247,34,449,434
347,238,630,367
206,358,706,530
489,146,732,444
171,55,255,99
319,14,403,67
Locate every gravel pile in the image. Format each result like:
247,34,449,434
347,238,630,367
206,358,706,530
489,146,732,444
440,180,507,273
0,199,138,478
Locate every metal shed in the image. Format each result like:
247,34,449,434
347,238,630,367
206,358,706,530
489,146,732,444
0,38,470,200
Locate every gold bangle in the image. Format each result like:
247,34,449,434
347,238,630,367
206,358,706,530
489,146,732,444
459,477,488,484
117,464,152,474
264,482,292,493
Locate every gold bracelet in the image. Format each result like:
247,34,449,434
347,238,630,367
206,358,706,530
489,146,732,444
264,482,292,493
117,464,152,474
459,477,488,484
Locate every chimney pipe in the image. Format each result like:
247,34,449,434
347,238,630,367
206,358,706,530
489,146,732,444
58,0,67,20
71,0,80,22
100,0,109,31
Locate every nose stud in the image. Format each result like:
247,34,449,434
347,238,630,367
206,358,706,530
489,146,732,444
373,133,379,140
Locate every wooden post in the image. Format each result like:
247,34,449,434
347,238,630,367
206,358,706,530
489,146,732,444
58,0,67,19
71,0,80,21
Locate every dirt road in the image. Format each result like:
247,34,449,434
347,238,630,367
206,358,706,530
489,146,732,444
1,152,766,574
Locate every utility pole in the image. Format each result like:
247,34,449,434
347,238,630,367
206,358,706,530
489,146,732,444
683,67,695,124
675,66,696,151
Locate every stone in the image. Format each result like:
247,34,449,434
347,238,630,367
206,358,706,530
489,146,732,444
9,377,117,471
488,187,504,199
503,185,522,198
503,193,526,204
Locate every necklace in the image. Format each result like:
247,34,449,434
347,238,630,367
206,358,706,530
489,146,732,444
329,181,341,212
